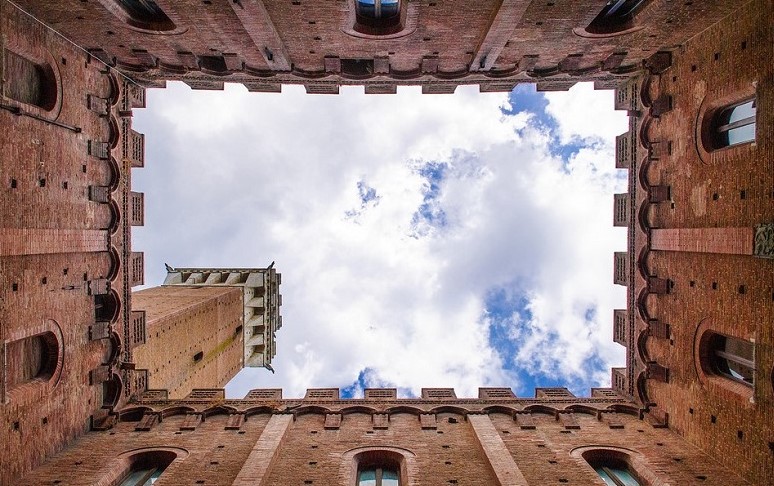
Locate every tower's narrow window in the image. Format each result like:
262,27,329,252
115,0,176,31
587,0,648,34
357,0,400,20
711,98,756,148
3,50,56,110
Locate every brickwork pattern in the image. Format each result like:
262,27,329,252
0,2,146,481
0,228,108,256
17,393,754,485
13,0,743,93
132,286,244,399
614,1,774,483
650,227,754,255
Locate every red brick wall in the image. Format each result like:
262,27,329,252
16,394,753,485
650,227,754,255
0,3,140,482
132,286,244,398
14,0,743,91
625,0,774,483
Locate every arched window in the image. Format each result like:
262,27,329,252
116,450,176,486
355,0,403,35
115,0,176,31
2,49,57,110
705,334,755,387
354,450,404,486
710,98,756,149
6,332,59,389
357,467,399,486
582,450,644,486
592,460,642,486
587,0,648,35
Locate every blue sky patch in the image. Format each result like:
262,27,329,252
345,180,380,219
410,161,448,235
484,285,610,397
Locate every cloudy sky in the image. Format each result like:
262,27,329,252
131,81,628,400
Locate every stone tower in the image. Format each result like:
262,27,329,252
132,265,282,398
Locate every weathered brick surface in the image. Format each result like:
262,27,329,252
650,227,754,255
13,0,744,92
132,286,244,399
615,1,774,483
1,0,772,484
0,228,108,256
17,393,756,485
0,2,144,482
16,410,272,486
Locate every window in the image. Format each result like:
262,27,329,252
579,449,647,486
3,49,57,110
707,334,755,387
6,332,59,389
357,467,399,486
587,0,648,35
357,0,400,21
355,0,403,35
353,450,405,486
117,466,162,486
116,451,175,486
711,98,756,148
115,0,176,31
593,460,642,486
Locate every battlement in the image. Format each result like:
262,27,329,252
162,265,282,370
137,386,624,405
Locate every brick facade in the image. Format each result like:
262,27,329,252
132,286,245,399
15,389,754,486
610,0,774,482
1,0,772,484
0,1,147,482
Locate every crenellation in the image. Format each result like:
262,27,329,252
1,0,771,484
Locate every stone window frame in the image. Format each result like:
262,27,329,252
0,37,62,118
698,331,756,389
2,49,57,111
694,85,757,164
706,97,757,150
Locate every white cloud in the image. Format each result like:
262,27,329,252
131,81,628,399
544,82,629,143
